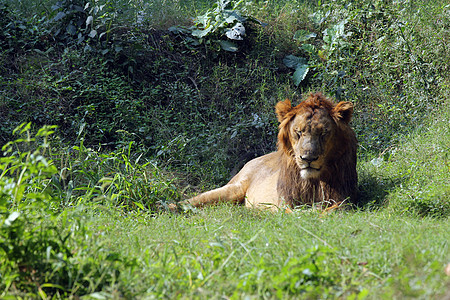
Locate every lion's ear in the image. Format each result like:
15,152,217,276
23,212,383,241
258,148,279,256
275,99,292,122
333,101,353,124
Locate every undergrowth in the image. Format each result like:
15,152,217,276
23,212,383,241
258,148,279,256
359,101,450,217
0,123,180,297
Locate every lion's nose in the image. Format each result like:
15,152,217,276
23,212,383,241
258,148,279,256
300,154,319,163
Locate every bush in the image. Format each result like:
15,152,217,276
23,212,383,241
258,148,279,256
281,0,449,155
0,124,148,297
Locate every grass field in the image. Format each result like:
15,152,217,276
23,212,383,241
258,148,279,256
76,205,448,299
0,0,449,298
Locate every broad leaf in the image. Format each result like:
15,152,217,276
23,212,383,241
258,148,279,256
66,24,77,36
293,64,309,86
283,55,308,69
225,23,245,40
5,211,20,227
192,26,214,38
219,40,238,52
88,30,97,38
224,13,239,24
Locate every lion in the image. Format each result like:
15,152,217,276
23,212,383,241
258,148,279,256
171,92,357,211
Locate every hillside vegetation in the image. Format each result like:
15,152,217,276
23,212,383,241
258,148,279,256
0,0,449,298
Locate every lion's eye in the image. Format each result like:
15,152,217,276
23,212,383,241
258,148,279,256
296,130,302,138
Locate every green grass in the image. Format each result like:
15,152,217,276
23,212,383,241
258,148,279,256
358,101,450,217
77,205,449,299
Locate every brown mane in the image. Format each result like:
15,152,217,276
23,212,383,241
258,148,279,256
276,93,357,206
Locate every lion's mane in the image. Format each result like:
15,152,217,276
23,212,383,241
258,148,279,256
276,93,357,206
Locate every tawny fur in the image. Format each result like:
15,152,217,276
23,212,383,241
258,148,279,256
171,92,357,211
276,93,357,206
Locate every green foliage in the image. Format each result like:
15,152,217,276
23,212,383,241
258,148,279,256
283,54,310,86
0,123,59,209
358,102,450,218
276,0,449,156
387,107,450,218
64,139,181,210
49,0,138,68
0,2,18,55
284,17,352,87
0,2,49,73
169,0,266,52
50,0,89,45
0,124,135,298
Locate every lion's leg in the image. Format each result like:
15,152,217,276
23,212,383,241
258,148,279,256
177,182,247,209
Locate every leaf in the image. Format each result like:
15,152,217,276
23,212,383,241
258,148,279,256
41,283,66,291
318,50,327,60
311,10,330,26
66,24,77,36
219,40,238,52
224,13,239,24
293,64,309,86
293,30,317,42
88,30,97,38
194,12,211,27
73,5,84,12
225,10,246,23
133,201,145,210
323,21,346,44
301,43,316,54
283,55,307,69
283,55,309,86
53,11,66,22
86,15,93,27
5,211,20,226
192,26,214,38
225,23,245,40
334,21,345,37
77,33,85,44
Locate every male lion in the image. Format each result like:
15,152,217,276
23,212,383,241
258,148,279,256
172,92,357,211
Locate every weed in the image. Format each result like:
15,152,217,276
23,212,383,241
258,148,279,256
0,124,135,297
169,0,267,53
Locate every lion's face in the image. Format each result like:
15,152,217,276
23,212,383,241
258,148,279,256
288,108,336,179
276,94,354,180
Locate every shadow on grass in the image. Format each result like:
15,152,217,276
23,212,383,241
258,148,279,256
356,172,404,210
